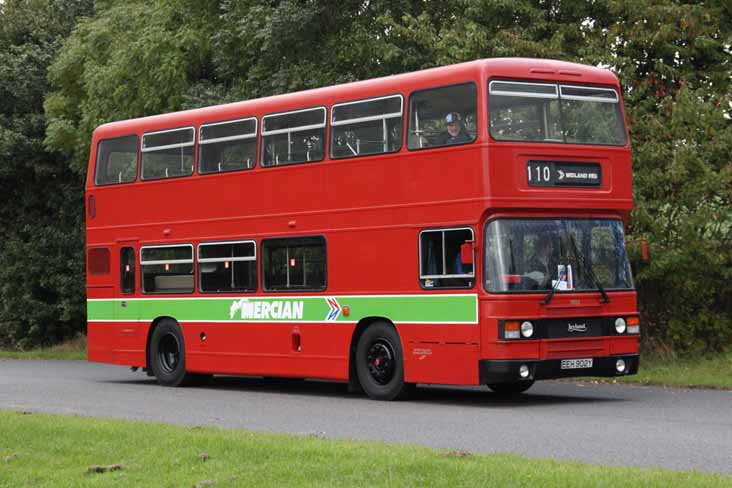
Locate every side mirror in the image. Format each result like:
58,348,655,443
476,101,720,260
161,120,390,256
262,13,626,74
460,241,475,266
626,238,650,264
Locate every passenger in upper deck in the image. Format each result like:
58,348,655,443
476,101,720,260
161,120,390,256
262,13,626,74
439,112,470,145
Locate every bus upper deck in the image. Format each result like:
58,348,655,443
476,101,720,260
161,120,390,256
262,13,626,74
87,58,631,233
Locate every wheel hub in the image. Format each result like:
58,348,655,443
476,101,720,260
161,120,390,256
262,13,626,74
366,340,395,385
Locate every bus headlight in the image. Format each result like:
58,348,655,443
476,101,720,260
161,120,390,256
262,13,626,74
626,316,640,334
521,321,534,338
614,318,627,334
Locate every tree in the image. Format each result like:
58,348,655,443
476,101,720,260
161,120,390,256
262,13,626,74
37,0,732,354
0,0,93,347
591,1,732,353
46,0,219,175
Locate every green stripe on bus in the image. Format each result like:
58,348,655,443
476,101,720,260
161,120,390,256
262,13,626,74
87,294,478,324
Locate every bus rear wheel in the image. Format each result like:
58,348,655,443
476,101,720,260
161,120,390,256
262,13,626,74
487,380,535,396
149,319,192,387
355,322,413,401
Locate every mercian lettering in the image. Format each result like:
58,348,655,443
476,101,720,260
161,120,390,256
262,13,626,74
229,299,304,320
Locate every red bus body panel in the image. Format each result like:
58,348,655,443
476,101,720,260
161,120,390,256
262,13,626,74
85,58,638,386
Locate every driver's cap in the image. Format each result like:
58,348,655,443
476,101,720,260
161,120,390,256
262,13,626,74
445,112,461,124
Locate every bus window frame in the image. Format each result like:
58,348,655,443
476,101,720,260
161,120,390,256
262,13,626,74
261,235,327,292
481,216,635,295
329,93,404,160
197,239,258,293
487,79,628,147
140,126,197,181
418,226,476,290
139,243,195,294
198,117,259,175
260,106,328,167
406,81,479,152
94,134,140,187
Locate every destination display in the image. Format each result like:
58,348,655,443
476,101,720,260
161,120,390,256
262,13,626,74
527,160,602,187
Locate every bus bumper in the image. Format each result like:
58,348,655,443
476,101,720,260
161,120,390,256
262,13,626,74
478,354,639,384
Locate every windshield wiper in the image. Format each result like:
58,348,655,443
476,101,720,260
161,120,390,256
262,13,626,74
508,238,516,274
542,274,562,306
569,234,610,304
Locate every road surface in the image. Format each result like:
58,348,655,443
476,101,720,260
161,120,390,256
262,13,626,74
1,359,731,474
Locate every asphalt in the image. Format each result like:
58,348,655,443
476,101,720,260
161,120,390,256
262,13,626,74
1,359,731,474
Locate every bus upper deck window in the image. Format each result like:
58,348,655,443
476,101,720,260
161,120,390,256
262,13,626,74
407,83,477,150
141,127,196,180
94,135,139,186
261,107,326,167
489,81,626,146
199,118,258,174
331,95,403,159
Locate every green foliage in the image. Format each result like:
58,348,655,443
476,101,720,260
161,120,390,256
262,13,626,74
2,0,731,353
0,0,93,348
598,1,732,353
45,0,219,174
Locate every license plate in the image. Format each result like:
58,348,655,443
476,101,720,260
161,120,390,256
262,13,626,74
560,358,593,370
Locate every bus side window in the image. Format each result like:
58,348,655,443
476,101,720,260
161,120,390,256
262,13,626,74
120,247,135,294
262,236,326,291
419,228,475,289
95,135,139,186
330,95,403,159
199,118,257,174
407,83,477,150
140,244,194,294
141,127,195,180
261,107,326,167
198,240,257,293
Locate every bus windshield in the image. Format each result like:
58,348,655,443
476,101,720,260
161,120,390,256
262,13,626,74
489,81,627,146
484,219,633,293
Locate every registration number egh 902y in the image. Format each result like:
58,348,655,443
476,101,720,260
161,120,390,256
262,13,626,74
560,358,593,370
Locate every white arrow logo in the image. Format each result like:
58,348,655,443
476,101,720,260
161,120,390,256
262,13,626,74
558,169,565,180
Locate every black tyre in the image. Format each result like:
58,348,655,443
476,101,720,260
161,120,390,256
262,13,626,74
355,322,413,401
487,380,535,396
149,319,191,387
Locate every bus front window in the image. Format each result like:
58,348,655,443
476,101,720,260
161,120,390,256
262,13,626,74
484,219,633,293
489,81,627,146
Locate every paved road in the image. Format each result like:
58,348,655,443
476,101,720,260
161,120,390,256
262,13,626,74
1,360,731,474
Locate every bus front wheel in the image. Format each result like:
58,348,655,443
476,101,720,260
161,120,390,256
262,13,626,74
355,322,413,401
149,319,191,387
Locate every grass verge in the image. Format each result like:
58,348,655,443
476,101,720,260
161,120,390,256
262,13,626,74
0,335,86,361
612,351,732,390
0,410,729,487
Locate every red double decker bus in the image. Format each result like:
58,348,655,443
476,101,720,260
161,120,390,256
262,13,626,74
86,58,639,400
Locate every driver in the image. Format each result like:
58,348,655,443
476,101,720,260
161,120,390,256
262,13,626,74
525,235,556,289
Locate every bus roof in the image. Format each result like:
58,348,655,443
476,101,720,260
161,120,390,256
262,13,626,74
93,58,621,138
